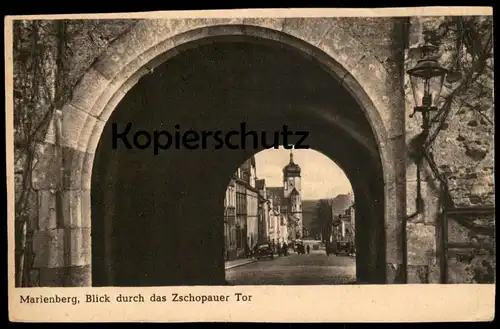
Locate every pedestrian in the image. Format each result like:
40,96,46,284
245,242,250,258
282,242,288,256
306,245,310,254
252,244,258,258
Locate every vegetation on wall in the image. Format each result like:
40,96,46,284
411,16,495,284
12,19,136,286
13,20,68,287
411,16,494,208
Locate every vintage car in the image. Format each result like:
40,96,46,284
296,242,306,255
326,240,355,256
325,241,336,255
254,244,274,260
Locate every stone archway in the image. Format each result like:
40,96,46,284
35,19,406,286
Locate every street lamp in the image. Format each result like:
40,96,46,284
407,43,448,135
405,42,450,219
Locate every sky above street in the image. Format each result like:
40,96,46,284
254,146,352,200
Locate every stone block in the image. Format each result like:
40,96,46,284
428,263,441,283
388,135,407,183
350,55,402,137
165,18,245,46
91,56,153,118
81,153,95,191
386,262,405,283
446,251,474,283
37,190,57,229
242,18,285,31
25,191,40,230
98,87,128,123
70,228,91,267
38,267,66,287
168,24,214,49
405,155,438,183
407,222,437,266
80,190,92,228
93,18,246,82
316,24,368,79
407,264,430,283
61,190,82,228
405,180,441,224
77,115,104,154
282,17,334,46
32,229,65,268
65,265,92,287
93,20,155,80
86,120,105,156
447,219,471,245
29,269,40,287
38,265,91,287
31,143,61,191
385,218,405,267
61,147,87,190
69,68,111,114
345,17,398,60
60,103,91,152
43,118,57,145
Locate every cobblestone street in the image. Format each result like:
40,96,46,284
225,250,356,285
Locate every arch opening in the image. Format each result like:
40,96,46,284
224,147,362,285
91,36,387,286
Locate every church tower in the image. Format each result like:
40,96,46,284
282,150,303,239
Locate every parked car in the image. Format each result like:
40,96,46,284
325,241,336,256
254,244,274,260
336,240,355,255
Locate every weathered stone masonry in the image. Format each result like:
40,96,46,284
12,16,494,286
404,17,494,283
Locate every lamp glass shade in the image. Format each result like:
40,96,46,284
407,58,448,108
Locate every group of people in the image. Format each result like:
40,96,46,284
246,240,313,258
294,241,311,255
276,242,289,256
275,241,311,256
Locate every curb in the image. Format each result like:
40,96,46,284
224,259,258,270
225,253,282,270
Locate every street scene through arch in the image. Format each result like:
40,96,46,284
224,147,358,285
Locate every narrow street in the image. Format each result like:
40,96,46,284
225,249,356,285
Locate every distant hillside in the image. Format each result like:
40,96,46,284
301,194,353,236
302,200,319,235
331,194,354,215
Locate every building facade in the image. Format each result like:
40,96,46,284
332,204,356,249
224,151,305,259
224,156,269,260
223,180,237,261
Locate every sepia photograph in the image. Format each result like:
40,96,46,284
6,7,495,322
